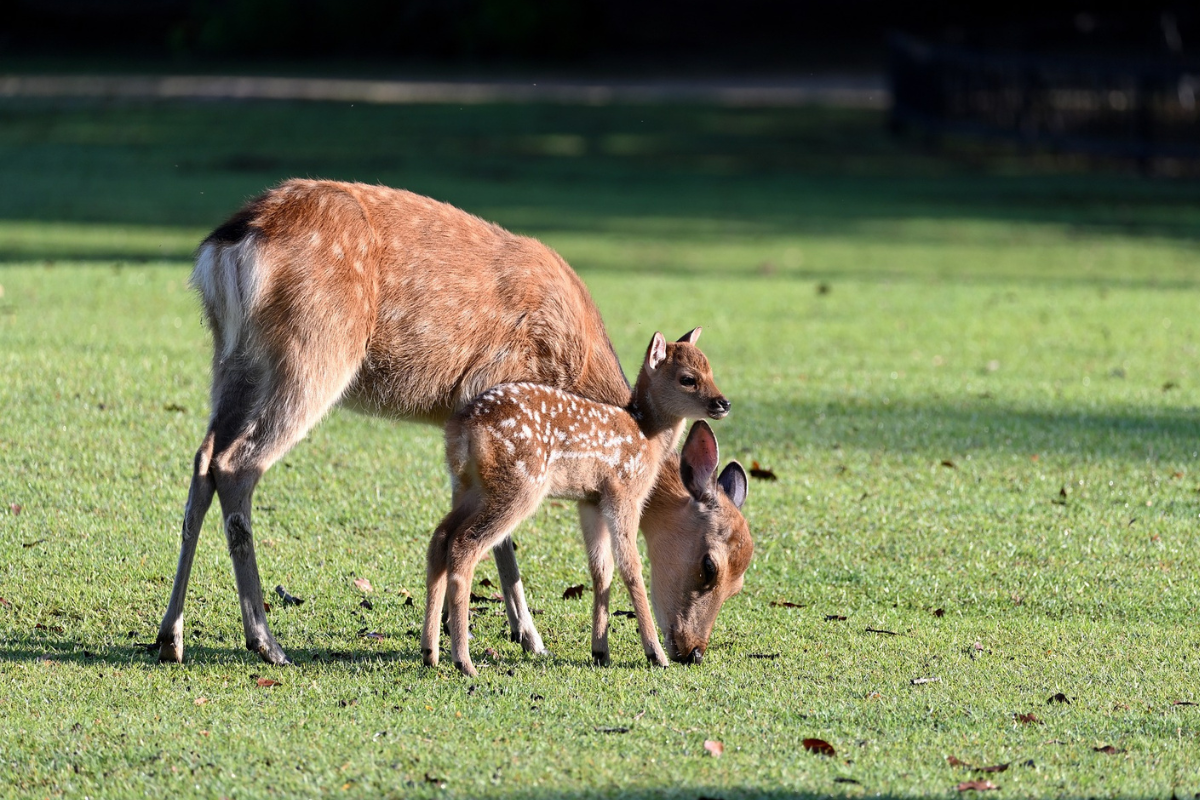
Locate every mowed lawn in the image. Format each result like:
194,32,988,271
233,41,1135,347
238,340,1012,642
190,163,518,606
1,95,1200,799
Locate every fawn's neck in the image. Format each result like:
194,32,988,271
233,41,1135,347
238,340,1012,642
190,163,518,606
627,372,686,455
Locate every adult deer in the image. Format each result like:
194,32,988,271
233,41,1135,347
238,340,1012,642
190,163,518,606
155,179,753,667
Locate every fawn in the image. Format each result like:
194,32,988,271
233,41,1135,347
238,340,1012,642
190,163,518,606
422,329,735,676
155,179,753,668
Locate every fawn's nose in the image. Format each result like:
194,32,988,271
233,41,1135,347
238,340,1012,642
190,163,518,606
708,397,731,419
688,647,704,665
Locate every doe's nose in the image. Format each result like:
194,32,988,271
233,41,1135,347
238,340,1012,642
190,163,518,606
708,397,731,418
688,647,704,665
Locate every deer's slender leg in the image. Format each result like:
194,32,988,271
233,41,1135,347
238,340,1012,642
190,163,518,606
579,501,615,666
423,500,478,667
156,434,217,663
492,536,546,655
604,501,668,668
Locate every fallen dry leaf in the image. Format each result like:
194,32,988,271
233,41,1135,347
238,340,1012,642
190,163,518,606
865,627,899,636
423,773,446,788
957,780,999,792
262,601,271,613
1015,712,1042,724
941,459,957,469
483,647,499,660
256,677,280,688
358,630,385,641
824,614,848,621
979,764,1009,774
275,585,305,606
911,676,941,686
163,403,188,413
749,461,778,481
469,592,500,604
947,755,969,768
770,600,803,608
353,577,373,593
9,503,21,516
1173,700,1197,707
1093,745,1123,755
748,653,780,660
0,597,11,609
194,696,208,706
833,777,861,785
1047,692,1071,704
704,739,724,758
596,726,630,734
22,539,46,549
479,578,495,588
562,584,586,600
359,598,373,610
933,607,945,617
802,738,836,757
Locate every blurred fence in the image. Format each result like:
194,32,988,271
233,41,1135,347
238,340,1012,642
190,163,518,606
889,34,1200,160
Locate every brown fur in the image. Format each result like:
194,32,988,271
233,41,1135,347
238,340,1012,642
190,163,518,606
155,179,753,668
423,333,728,676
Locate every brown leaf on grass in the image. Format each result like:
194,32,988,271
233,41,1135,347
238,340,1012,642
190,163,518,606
1052,486,1068,505
802,738,836,757
353,577,373,593
163,403,187,413
1163,381,1178,392
1173,700,1197,706
933,607,945,617
9,503,21,516
1047,692,1071,704
562,584,586,600
613,610,636,618
359,598,373,610
596,726,630,734
275,585,304,606
865,627,899,636
1030,454,1039,462
483,647,499,660
978,764,1009,774
423,773,446,788
749,461,778,481
34,623,64,633
359,630,385,641
1093,745,1123,755
911,676,941,685
404,596,413,607
0,597,11,609
947,755,969,768
22,539,46,548
824,614,848,621
256,678,280,687
941,460,957,469
1015,712,1042,724
770,600,803,608
194,696,209,706
704,739,724,758
956,780,999,792
479,578,495,588
833,777,861,785
748,653,780,660
469,592,500,604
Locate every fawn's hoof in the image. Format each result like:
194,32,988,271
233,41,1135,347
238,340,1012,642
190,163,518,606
454,660,478,678
422,647,438,668
592,650,610,667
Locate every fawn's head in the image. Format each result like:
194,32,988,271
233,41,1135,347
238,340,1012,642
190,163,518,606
637,328,730,422
641,421,752,665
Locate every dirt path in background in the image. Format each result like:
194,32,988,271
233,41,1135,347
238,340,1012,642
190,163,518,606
0,74,887,108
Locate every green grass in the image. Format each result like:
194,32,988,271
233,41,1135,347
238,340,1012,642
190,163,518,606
2,95,1200,799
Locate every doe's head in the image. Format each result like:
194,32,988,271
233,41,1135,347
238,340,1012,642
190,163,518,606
640,327,731,421
641,420,752,665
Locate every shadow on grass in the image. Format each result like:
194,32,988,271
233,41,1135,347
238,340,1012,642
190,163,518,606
737,396,1200,464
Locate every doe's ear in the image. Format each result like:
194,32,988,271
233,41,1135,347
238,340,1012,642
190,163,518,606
717,461,748,510
646,331,667,370
677,326,702,345
679,420,720,502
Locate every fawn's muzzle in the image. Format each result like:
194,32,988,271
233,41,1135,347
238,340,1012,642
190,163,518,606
707,397,731,419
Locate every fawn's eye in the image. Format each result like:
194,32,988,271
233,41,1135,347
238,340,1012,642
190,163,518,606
680,375,697,387
701,554,718,584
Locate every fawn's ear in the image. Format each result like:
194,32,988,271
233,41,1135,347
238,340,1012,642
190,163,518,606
717,461,748,510
677,326,702,345
646,331,667,370
680,420,720,502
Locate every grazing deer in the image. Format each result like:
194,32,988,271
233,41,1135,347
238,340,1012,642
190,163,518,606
155,179,753,668
423,331,738,676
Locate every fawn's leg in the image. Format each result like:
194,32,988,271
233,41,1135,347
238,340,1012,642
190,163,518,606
579,501,615,666
156,433,217,663
446,500,540,677
603,502,668,668
492,536,546,655
422,500,478,667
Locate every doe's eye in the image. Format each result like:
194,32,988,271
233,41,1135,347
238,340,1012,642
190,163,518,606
701,554,718,584
680,375,697,387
